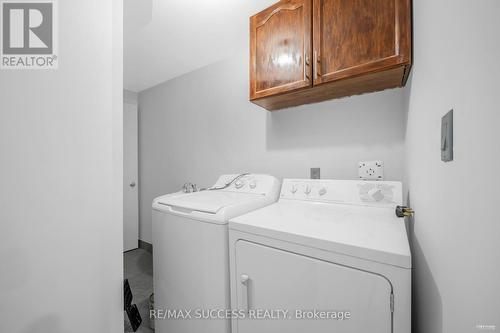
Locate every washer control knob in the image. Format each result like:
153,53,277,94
235,180,244,189
290,185,298,194
304,185,312,195
249,181,257,189
318,187,327,196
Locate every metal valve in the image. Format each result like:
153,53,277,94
395,205,415,218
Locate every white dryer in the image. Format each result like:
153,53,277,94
152,174,281,333
229,179,411,333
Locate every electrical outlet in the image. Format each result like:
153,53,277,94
359,161,384,180
310,168,320,179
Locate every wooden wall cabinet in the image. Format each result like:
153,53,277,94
250,0,412,110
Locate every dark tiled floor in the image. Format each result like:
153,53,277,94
124,248,154,332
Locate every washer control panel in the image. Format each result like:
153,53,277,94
212,174,280,196
280,179,402,207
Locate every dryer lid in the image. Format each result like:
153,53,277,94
157,191,262,214
230,200,411,268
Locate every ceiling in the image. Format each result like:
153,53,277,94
124,0,276,92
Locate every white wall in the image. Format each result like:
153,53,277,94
0,0,123,332
138,53,407,243
404,0,500,332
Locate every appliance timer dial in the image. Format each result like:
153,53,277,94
304,186,312,195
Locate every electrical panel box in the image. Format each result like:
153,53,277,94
441,110,454,162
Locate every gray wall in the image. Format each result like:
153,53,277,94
138,54,407,243
0,0,123,332
404,0,500,332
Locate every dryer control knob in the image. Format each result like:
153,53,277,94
290,185,298,194
368,188,384,202
304,185,312,195
249,181,257,189
318,187,327,196
235,180,244,189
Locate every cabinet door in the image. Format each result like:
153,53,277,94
312,0,411,85
234,240,392,333
250,0,312,100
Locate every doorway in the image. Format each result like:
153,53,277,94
124,99,139,252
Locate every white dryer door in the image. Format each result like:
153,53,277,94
234,241,392,333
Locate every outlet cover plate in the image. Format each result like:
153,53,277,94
310,168,321,179
359,161,384,180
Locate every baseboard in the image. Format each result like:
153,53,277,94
138,239,153,254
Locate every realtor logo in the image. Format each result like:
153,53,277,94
1,0,58,69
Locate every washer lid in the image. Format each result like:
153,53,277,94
157,191,263,214
229,201,411,269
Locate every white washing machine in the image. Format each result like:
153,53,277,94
152,174,281,333
229,179,411,333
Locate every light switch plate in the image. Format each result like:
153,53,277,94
310,168,321,179
358,161,384,180
441,110,453,162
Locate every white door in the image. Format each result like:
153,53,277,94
234,240,392,333
123,102,139,251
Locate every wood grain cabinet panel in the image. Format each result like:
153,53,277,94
250,0,312,100
250,0,412,110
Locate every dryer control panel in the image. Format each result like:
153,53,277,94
280,179,403,208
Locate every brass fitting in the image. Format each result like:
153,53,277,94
395,205,415,218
